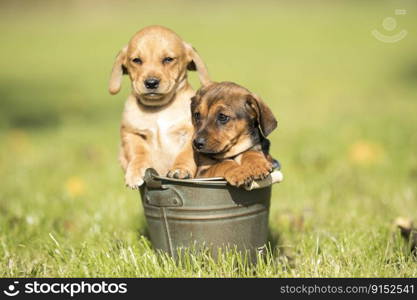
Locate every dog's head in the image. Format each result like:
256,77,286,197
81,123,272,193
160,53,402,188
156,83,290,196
191,82,277,159
109,25,210,106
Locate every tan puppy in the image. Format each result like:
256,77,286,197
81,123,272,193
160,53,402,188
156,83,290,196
109,25,210,188
191,82,277,186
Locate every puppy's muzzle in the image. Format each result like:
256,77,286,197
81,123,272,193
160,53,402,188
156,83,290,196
193,137,206,151
144,77,160,90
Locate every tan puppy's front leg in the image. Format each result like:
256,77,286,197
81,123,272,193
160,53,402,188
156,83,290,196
121,130,151,189
199,160,246,186
201,151,273,187
167,140,197,179
239,150,273,181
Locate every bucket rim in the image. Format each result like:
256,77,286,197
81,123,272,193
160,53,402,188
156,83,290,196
146,168,282,188
152,174,229,186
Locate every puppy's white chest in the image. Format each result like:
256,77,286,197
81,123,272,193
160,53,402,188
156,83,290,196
123,95,192,174
153,115,189,147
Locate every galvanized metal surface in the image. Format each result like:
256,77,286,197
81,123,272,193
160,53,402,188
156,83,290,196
139,168,271,262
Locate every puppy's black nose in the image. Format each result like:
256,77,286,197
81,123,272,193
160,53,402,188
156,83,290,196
193,137,205,150
144,77,160,89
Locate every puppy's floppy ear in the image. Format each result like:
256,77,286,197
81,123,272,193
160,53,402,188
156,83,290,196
190,88,203,113
246,94,277,137
190,95,200,126
108,46,128,95
183,42,211,87
190,94,198,110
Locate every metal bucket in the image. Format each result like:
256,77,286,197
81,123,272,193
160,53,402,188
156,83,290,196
139,168,272,262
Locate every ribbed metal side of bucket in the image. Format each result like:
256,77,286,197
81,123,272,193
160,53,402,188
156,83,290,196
139,171,271,262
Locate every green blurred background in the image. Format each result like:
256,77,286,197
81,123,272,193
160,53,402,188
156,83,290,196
0,0,416,276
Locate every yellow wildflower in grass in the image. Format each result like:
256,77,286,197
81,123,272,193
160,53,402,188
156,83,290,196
65,176,86,197
348,140,384,165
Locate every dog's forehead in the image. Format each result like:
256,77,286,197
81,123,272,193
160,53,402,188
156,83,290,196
128,27,185,55
201,83,249,108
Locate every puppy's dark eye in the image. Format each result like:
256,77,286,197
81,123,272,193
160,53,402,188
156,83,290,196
217,113,230,124
132,58,142,64
193,112,201,121
162,57,174,64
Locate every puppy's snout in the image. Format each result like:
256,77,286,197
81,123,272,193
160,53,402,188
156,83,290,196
144,77,160,90
193,137,206,150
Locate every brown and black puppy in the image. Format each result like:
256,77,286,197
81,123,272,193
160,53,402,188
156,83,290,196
191,81,277,186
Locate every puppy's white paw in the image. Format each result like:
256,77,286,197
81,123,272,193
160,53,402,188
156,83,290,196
167,168,192,179
125,166,146,189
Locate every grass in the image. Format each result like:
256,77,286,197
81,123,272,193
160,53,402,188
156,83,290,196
0,0,417,277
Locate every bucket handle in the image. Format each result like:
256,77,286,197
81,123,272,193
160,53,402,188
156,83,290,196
142,168,184,207
143,168,165,190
